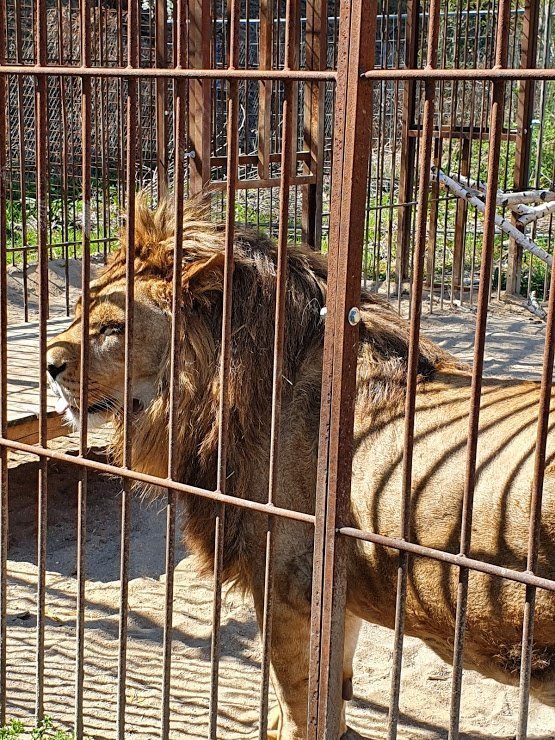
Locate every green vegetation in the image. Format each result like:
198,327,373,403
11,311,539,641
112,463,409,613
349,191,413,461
0,717,91,740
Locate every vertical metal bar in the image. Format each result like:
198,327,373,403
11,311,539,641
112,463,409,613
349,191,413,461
426,137,442,303
207,2,239,735
257,0,272,180
452,137,470,298
448,1,511,736
160,3,187,737
14,0,29,321
0,0,8,722
156,0,168,199
307,2,375,737
74,0,91,736
386,1,440,735
188,0,212,193
117,1,139,736
302,0,328,250
506,0,540,296
515,225,555,739
396,0,419,283
257,2,298,734
35,0,49,721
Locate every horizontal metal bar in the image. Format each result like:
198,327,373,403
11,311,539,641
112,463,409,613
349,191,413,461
0,436,315,525
6,236,118,254
209,174,316,191
361,66,555,80
4,64,555,82
338,527,555,593
210,151,311,167
0,65,337,81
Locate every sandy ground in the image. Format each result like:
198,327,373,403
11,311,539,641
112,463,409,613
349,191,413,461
3,272,555,739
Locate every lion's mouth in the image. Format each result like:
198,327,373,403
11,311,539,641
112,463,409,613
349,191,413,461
54,397,143,416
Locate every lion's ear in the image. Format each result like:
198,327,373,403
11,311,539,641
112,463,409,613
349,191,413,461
183,252,225,295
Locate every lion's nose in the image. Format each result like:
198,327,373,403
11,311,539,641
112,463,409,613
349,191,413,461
47,362,67,380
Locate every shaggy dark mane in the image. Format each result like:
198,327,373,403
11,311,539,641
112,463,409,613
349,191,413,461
101,194,464,582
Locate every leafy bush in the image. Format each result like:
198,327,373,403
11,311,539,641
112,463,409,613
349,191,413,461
0,717,91,740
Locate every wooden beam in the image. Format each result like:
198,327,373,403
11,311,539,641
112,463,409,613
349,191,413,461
396,0,419,281
302,0,328,250
188,0,212,193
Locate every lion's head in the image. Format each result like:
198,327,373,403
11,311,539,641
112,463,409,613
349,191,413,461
47,195,329,485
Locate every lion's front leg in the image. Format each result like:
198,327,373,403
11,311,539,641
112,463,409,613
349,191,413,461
252,571,360,739
257,592,311,740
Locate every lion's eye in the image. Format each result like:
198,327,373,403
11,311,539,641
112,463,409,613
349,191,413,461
99,323,124,337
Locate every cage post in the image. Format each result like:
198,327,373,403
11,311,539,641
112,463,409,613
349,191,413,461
188,0,212,193
452,137,470,293
505,0,540,296
307,1,376,737
396,0,419,283
155,0,169,198
0,0,7,723
301,0,328,250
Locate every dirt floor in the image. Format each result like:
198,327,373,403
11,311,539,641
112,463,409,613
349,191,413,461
3,272,555,738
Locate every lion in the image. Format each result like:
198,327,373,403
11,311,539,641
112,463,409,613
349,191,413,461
46,195,555,738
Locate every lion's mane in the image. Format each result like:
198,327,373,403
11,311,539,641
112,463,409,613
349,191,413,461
95,195,462,585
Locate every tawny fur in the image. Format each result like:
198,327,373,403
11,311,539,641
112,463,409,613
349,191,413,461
47,195,555,738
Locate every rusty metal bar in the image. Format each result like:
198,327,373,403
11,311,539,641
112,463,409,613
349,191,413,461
337,527,555,593
257,0,272,179
301,0,328,250
210,174,316,190
506,0,541,296
448,1,512,736
4,63,555,81
387,0,440,735
257,2,299,735
14,0,29,322
35,0,50,720
0,0,8,721
117,1,139,735
187,0,213,193
207,0,240,735
308,2,375,737
0,64,337,80
155,0,169,198
159,2,187,735
396,0,419,284
0,436,316,525
516,180,555,738
74,0,92,735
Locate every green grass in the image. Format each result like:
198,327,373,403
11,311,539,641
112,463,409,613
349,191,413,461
0,717,92,740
